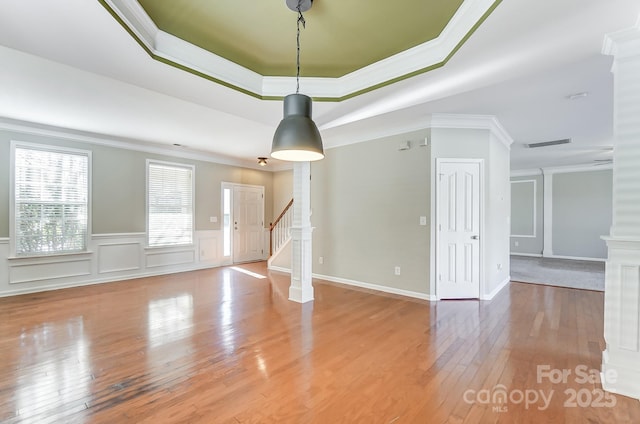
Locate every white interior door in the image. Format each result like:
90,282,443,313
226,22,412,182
233,185,264,263
437,160,481,299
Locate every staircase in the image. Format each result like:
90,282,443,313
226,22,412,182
268,199,293,270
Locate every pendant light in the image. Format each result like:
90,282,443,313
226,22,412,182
271,0,324,162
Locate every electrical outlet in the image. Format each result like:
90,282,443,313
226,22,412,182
419,216,427,226
210,216,218,223
514,241,519,247
318,256,324,264
394,266,401,276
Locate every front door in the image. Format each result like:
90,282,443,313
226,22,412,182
437,160,481,299
233,185,264,263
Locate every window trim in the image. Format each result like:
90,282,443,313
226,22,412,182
146,159,195,248
10,140,92,258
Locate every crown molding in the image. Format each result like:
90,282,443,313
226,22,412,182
510,169,543,177
511,163,613,177
542,163,613,175
602,16,640,59
428,113,514,149
100,0,501,100
0,117,274,171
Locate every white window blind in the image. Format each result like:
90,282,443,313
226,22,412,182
14,146,89,255
148,162,193,247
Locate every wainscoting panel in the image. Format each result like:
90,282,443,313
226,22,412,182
198,232,219,263
9,254,92,285
146,249,195,269
98,242,142,274
619,265,640,352
0,230,230,297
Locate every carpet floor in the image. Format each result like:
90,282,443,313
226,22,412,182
510,255,605,291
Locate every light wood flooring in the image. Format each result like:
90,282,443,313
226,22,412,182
0,262,638,423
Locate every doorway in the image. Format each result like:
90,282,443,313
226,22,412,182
436,159,483,299
222,183,265,264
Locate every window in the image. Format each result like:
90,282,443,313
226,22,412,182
223,187,231,257
12,143,90,256
147,161,194,247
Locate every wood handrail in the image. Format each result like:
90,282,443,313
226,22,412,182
269,198,293,256
270,199,293,231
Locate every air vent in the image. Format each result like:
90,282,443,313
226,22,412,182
524,139,572,148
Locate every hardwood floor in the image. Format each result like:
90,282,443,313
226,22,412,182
0,262,638,423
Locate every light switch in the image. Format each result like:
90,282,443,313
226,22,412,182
419,216,427,226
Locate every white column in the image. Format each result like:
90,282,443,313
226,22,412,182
289,161,314,303
601,20,640,400
542,170,553,257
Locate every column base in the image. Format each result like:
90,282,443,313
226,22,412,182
289,284,314,304
602,348,640,400
601,237,640,401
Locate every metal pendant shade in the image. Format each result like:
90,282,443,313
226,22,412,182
271,94,324,161
271,0,324,162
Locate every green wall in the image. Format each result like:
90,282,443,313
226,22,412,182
0,129,274,237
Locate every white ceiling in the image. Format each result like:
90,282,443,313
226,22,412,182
1,0,639,171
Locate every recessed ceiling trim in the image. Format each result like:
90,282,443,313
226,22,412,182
101,0,501,100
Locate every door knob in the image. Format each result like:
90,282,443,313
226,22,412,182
471,235,479,240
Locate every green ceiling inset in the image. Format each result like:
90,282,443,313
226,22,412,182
137,0,465,78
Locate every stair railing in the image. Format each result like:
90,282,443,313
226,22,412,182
269,199,293,257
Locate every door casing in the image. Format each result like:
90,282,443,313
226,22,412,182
433,158,485,300
221,182,265,264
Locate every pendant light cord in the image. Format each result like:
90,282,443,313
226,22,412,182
296,2,306,94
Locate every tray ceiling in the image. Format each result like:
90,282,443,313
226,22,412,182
101,0,501,99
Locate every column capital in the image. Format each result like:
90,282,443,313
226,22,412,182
603,19,640,59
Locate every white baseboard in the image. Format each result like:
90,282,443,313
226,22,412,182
312,272,436,301
267,265,291,274
266,266,435,300
511,252,607,262
547,254,606,262
481,276,510,300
